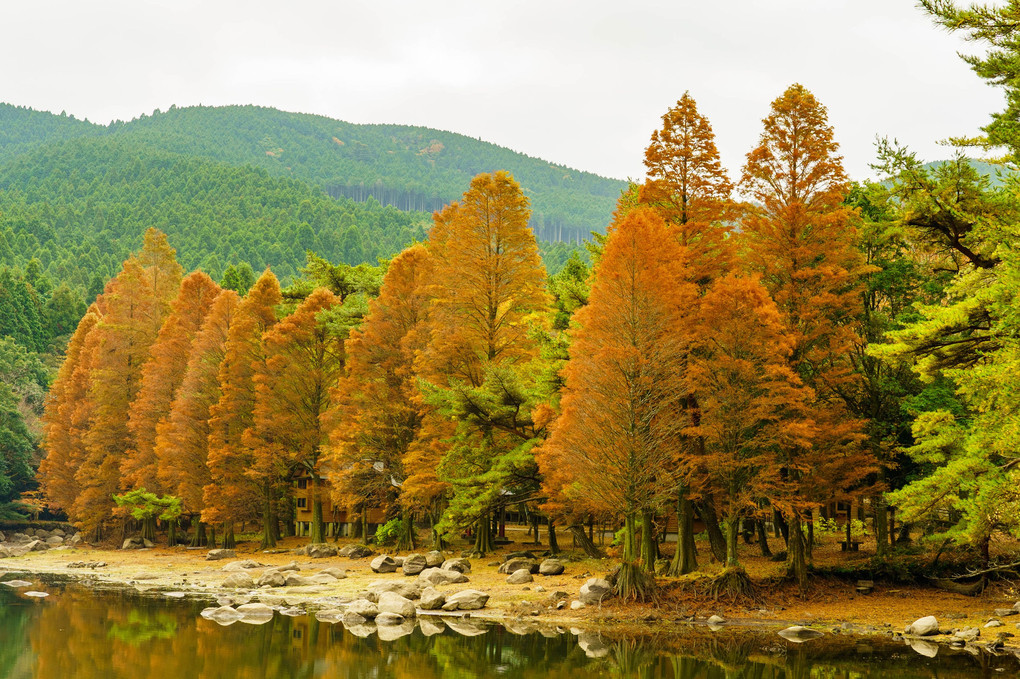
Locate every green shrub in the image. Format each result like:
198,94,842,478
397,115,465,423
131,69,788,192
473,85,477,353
374,518,402,546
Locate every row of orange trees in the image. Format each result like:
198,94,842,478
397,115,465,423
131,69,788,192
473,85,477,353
39,84,873,589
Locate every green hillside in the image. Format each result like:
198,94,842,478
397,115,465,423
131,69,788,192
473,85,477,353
0,103,626,243
0,136,428,290
0,105,98,156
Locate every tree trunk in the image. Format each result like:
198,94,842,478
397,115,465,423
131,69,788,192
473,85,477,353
696,499,727,563
429,511,446,551
261,482,276,549
191,521,207,547
774,510,789,545
624,513,637,562
640,510,656,572
361,510,369,544
208,524,217,549
310,475,325,544
270,501,281,542
787,512,808,589
548,518,560,554
397,509,415,551
167,520,177,547
896,522,911,544
221,522,236,549
530,513,541,545
568,524,605,558
874,495,888,558
474,513,493,556
807,514,814,555
755,519,772,557
142,515,156,542
724,515,740,568
667,492,698,576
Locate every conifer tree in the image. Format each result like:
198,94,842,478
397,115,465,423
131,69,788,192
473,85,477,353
155,290,240,522
640,92,737,574
684,275,814,582
252,288,342,544
540,207,697,598
739,84,873,586
327,244,434,550
122,271,221,494
417,171,551,555
38,307,102,514
204,269,281,547
72,232,182,537
642,92,735,281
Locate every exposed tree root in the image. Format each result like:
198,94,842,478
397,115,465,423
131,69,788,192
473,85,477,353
616,560,658,603
929,576,986,596
709,567,758,603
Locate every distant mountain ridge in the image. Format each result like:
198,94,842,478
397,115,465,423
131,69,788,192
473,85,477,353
0,103,626,243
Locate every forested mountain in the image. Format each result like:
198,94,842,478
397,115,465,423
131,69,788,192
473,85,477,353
0,103,625,244
0,136,428,290
0,105,96,156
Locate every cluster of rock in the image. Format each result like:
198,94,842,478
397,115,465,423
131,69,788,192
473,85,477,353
0,528,81,557
331,576,489,628
497,552,566,585
219,560,348,589
368,551,449,575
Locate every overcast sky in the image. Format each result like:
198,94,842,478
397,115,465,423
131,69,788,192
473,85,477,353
0,0,1003,182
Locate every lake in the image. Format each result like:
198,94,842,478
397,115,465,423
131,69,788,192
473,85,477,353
0,573,1014,678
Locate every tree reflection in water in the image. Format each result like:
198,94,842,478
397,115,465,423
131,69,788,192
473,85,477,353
0,580,1017,679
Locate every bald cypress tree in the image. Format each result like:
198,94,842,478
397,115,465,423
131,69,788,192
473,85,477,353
204,269,281,547
739,84,874,587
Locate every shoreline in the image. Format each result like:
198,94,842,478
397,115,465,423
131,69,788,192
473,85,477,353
3,539,1020,658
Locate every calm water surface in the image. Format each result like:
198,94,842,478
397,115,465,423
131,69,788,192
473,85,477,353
0,573,1015,678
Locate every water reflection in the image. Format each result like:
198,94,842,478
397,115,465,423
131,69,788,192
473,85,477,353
0,575,1017,679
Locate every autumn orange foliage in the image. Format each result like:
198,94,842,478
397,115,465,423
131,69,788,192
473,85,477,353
122,271,221,494
540,207,696,566
154,289,241,516
641,92,735,282
327,245,434,515
739,84,874,584
684,274,815,566
38,306,102,515
251,287,342,543
71,230,183,536
204,269,281,540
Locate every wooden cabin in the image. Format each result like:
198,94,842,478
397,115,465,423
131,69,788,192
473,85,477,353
292,472,387,537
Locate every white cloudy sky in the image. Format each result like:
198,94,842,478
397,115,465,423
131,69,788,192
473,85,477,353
0,0,1002,181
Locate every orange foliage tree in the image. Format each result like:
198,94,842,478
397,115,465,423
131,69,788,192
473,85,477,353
251,288,342,545
122,272,221,498
326,244,434,549
72,230,183,537
639,92,738,575
641,91,735,281
539,207,697,597
154,289,240,543
684,274,815,574
38,306,102,515
204,269,281,548
739,84,874,586
416,171,551,555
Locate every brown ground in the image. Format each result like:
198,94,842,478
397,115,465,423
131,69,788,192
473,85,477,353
3,525,1019,649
